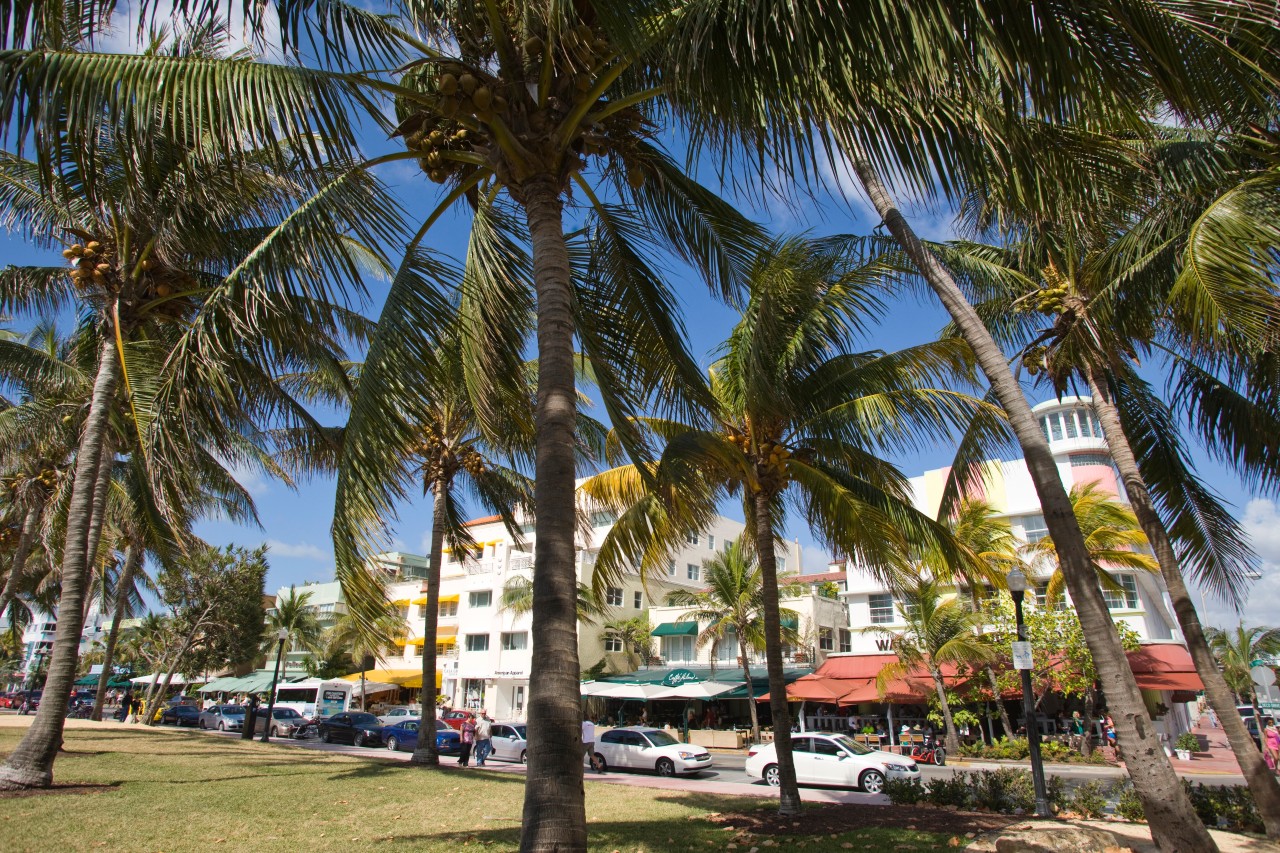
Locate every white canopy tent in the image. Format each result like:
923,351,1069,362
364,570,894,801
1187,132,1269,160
130,673,189,686
649,681,739,700
349,681,399,697
592,683,671,700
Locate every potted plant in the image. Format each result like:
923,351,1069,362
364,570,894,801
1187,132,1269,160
1174,731,1199,760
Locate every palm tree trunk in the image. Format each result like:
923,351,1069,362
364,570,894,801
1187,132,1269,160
931,668,961,754
969,588,1014,737
0,338,119,790
91,546,141,721
739,636,759,743
411,479,447,767
846,150,1218,853
0,503,43,616
1087,366,1280,838
145,628,198,726
518,175,587,853
754,490,802,816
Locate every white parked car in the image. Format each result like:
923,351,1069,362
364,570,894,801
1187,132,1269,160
595,726,713,776
377,707,418,726
489,722,529,763
745,732,919,794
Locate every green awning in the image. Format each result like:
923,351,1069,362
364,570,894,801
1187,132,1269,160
200,675,248,694
781,616,799,630
74,674,99,686
651,622,698,637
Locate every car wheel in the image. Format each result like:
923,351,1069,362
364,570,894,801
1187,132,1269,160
656,758,676,777
860,769,886,794
520,750,527,765
272,726,281,738
387,736,398,752
199,720,206,729
321,730,332,743
594,754,608,773
932,748,946,767
218,722,225,732
354,732,366,747
763,764,781,787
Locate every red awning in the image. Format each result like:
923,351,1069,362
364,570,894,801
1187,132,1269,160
810,654,900,680
1127,644,1203,692
783,654,970,705
785,675,855,702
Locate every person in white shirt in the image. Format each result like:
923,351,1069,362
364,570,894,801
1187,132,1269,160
582,718,601,773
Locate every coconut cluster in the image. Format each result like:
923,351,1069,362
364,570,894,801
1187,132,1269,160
62,241,114,292
405,123,476,184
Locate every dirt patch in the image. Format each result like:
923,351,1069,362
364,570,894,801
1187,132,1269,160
707,802,1019,838
0,783,115,800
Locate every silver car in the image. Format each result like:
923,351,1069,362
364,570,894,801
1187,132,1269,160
489,723,528,763
199,704,246,732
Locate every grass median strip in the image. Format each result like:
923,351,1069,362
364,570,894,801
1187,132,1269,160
0,727,969,852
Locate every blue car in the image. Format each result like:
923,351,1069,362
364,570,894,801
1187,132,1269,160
383,719,461,755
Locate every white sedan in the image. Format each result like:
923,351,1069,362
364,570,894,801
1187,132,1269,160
745,732,918,794
595,726,713,776
489,722,528,763
376,707,418,726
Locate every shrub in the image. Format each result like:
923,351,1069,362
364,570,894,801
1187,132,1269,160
1114,783,1146,822
1070,780,1109,819
927,773,975,808
1039,740,1074,763
971,768,1035,813
1183,781,1265,834
1175,732,1200,753
885,777,926,805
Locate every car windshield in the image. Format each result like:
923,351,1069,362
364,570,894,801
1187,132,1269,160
513,726,527,739
272,709,301,718
643,730,679,747
435,720,450,731
349,713,379,726
828,735,873,755
218,705,243,714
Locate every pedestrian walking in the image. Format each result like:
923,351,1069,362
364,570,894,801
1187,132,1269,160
458,716,476,766
1263,717,1279,772
1069,711,1086,752
583,718,602,773
473,711,493,767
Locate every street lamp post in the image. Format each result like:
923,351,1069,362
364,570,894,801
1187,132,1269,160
1006,568,1050,818
260,628,289,743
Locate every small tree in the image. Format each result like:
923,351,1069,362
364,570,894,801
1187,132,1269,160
143,545,268,720
600,614,654,672
263,586,323,660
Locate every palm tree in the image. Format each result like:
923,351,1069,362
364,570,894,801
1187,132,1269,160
0,29,388,787
584,237,991,815
324,608,408,711
930,498,1018,738
1021,483,1159,605
864,577,996,754
264,587,323,660
600,615,654,673
663,536,804,743
1205,624,1280,725
500,575,608,626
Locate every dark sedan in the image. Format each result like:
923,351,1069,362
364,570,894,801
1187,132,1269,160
383,719,461,755
318,711,384,747
160,705,201,727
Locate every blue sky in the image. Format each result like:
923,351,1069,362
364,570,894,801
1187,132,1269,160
2,11,1274,631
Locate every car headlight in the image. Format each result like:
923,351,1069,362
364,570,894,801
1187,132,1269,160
677,751,697,759
884,763,912,772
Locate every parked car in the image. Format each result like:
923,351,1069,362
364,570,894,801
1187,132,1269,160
439,709,474,731
376,707,418,726
159,704,202,727
489,723,528,763
594,727,713,776
383,719,462,755
199,704,246,732
318,711,385,746
253,707,308,738
745,732,919,794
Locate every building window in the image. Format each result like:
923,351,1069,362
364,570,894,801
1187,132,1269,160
405,643,416,659
468,590,492,608
716,629,738,662
686,532,699,546
662,635,695,663
436,642,452,656
839,629,852,653
605,587,623,607
439,600,458,618
465,634,490,652
633,591,643,609
818,628,834,651
869,593,895,624
687,563,700,581
668,559,677,577
1101,574,1139,610
590,510,616,527
604,634,623,653
707,535,715,550
501,632,528,651
1069,452,1112,467
1020,514,1049,544
1064,410,1079,438
512,685,525,713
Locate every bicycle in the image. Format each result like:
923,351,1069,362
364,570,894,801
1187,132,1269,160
909,734,947,766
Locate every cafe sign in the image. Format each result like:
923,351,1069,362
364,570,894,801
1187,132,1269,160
662,669,702,688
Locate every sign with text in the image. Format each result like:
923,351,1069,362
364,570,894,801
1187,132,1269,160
1012,641,1034,671
661,669,702,687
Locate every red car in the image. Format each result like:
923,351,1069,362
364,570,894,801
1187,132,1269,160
440,710,475,732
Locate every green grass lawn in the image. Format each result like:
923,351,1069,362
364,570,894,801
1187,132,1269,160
0,727,964,852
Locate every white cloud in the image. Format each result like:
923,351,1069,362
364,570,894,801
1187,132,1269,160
1195,498,1280,630
227,463,270,498
264,539,330,561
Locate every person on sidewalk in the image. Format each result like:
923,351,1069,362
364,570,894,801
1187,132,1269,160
1263,717,1279,772
473,711,493,767
582,718,601,773
1069,711,1086,752
458,716,476,766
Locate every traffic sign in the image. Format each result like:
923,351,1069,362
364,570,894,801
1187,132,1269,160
1252,665,1277,688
